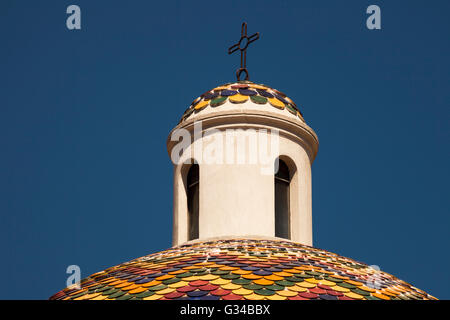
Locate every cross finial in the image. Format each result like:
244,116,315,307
228,22,259,81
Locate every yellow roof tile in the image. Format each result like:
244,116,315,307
78,292,101,300
167,281,189,289
268,98,285,109
219,266,239,271
128,287,148,294
99,278,118,285
332,275,349,280
168,269,186,275
297,281,316,289
319,280,336,286
346,280,363,286
330,285,350,293
244,293,265,300
183,266,200,270
277,290,299,297
253,279,274,286
142,280,162,288
380,289,397,297
273,271,293,277
344,292,364,300
194,100,208,110
232,288,253,296
288,285,308,293
105,279,125,286
264,275,283,281
266,294,287,300
229,94,248,103
210,278,231,285
121,283,140,291
198,274,219,281
357,285,376,293
372,292,390,300
143,294,162,300
183,276,202,281
114,282,134,289
304,278,320,284
283,268,303,274
221,283,241,290
155,274,174,281
155,287,175,295
231,269,252,275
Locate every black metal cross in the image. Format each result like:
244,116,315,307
228,22,259,81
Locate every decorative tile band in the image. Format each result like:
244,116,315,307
180,81,305,123
50,238,436,300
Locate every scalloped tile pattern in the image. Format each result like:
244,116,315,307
180,81,304,123
50,239,436,300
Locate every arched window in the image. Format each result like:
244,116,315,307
275,159,290,239
187,164,199,240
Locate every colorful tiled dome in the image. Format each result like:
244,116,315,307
50,238,436,300
180,81,304,124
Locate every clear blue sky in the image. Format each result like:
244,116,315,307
1,0,449,299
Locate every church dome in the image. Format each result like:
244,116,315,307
49,21,436,301
179,80,305,124
49,238,436,300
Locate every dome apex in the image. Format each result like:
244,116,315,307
180,81,305,124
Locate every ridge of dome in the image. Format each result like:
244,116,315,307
50,238,436,301
180,81,304,124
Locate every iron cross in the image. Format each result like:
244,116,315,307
228,22,259,81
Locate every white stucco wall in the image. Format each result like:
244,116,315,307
168,99,318,247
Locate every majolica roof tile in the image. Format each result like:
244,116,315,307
180,81,305,123
50,238,436,300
